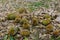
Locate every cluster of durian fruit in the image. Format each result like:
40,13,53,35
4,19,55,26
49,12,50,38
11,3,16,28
3,7,60,40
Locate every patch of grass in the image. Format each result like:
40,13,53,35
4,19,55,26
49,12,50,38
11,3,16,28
27,0,51,12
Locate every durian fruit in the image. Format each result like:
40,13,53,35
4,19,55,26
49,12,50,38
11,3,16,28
42,19,51,26
7,13,16,20
32,17,38,26
22,22,30,29
53,30,60,37
8,26,17,35
44,14,51,19
18,7,26,13
20,30,30,36
14,15,21,23
46,24,53,32
20,18,29,24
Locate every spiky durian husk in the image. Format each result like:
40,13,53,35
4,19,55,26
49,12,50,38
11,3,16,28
32,17,38,26
22,22,30,29
20,30,30,36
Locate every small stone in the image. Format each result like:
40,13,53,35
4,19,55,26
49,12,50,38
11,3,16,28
55,16,60,23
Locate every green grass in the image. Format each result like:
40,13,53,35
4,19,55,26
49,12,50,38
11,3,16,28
27,0,51,12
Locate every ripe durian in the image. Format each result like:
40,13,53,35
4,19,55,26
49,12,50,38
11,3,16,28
8,27,17,35
20,30,30,36
7,13,16,20
18,7,26,13
22,22,30,29
46,24,53,31
14,15,21,23
44,14,51,19
53,30,60,37
32,17,38,26
20,18,29,24
42,19,51,26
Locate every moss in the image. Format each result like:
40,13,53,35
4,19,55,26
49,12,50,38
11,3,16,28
20,30,30,36
7,13,16,20
42,19,51,26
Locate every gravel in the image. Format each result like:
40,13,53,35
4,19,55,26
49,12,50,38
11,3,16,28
0,0,60,40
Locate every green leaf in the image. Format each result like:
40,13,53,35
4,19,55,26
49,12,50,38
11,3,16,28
10,35,15,40
23,37,28,40
50,36,55,40
3,35,8,40
57,36,60,40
